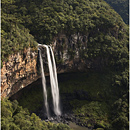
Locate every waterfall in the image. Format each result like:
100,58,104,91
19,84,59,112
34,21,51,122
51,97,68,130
49,46,61,114
39,49,50,118
38,44,61,117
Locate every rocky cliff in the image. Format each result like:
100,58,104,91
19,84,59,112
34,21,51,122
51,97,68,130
1,48,39,98
52,33,89,72
1,33,90,98
1,30,117,98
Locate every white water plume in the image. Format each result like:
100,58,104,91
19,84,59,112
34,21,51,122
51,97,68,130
39,49,50,118
38,44,61,116
43,45,61,116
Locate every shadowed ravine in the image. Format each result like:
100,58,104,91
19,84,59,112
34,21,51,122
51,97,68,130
9,71,114,130
9,73,91,130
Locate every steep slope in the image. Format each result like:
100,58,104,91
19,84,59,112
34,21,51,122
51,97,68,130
13,0,129,70
1,0,38,65
104,0,129,24
2,0,128,70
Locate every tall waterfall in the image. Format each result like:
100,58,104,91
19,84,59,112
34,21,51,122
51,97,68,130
39,49,50,118
38,44,61,117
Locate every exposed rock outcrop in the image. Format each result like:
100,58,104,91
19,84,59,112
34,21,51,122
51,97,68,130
52,33,89,72
1,33,95,98
1,48,39,98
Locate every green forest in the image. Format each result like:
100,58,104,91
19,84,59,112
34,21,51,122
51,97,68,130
1,99,72,130
1,0,129,130
2,0,128,63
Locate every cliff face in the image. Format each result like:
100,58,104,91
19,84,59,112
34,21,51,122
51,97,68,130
1,33,97,98
1,48,39,98
53,33,89,72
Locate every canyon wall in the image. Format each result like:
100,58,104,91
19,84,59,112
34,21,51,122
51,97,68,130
1,33,93,98
1,48,39,98
52,33,90,72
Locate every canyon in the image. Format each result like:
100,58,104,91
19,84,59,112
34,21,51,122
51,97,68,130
1,33,91,98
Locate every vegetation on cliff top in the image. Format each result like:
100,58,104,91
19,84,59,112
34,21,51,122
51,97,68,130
14,0,128,44
2,0,128,68
1,0,38,64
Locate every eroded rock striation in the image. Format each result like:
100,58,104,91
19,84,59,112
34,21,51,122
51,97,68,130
1,48,39,98
1,33,99,98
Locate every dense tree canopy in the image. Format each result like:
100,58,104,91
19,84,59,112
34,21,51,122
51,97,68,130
2,0,128,58
2,0,127,70
1,0,37,64
14,0,128,43
1,99,72,130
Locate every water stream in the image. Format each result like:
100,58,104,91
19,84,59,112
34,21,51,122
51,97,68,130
38,44,61,117
49,45,61,115
39,49,50,118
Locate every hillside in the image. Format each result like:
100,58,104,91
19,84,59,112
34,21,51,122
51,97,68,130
1,0,129,130
1,0,38,66
2,0,129,66
104,0,129,24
